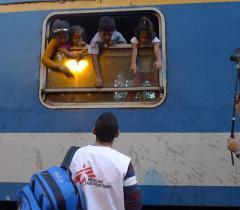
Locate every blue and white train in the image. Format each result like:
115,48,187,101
0,0,240,207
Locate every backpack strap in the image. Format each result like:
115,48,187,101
19,185,41,210
61,146,82,210
61,146,80,170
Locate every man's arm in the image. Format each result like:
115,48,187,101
228,138,240,158
123,162,142,210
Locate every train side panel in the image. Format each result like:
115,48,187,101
0,1,240,206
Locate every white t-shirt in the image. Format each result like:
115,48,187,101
130,36,160,46
131,36,161,73
69,145,134,210
88,31,127,54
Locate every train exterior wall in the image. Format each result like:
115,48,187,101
0,1,240,206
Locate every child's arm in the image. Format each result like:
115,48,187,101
92,54,103,88
117,32,127,44
130,43,138,74
42,39,74,78
60,48,88,61
153,43,162,70
56,64,74,78
89,36,103,88
59,48,76,59
80,41,88,47
42,39,60,69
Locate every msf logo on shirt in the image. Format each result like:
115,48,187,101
74,164,96,184
74,164,112,189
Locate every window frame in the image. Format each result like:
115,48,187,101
39,7,167,109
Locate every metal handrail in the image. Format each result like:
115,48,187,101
42,86,162,93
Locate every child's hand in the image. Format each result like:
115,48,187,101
76,51,88,62
130,64,138,74
57,64,74,78
77,53,85,61
63,69,74,78
103,42,112,49
95,77,104,88
56,64,66,72
59,48,68,56
153,60,162,70
80,41,87,47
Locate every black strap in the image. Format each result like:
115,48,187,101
61,146,82,210
34,175,54,210
41,171,66,210
61,146,80,170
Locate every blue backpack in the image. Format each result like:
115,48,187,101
18,146,81,210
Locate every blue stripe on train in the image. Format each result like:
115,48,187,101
1,182,240,206
0,2,240,132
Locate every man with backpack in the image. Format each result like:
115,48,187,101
69,112,142,210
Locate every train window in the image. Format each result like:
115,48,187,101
39,8,166,108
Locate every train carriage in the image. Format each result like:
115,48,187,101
1,0,240,207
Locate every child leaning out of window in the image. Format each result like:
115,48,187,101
89,16,127,88
42,19,74,78
130,17,162,87
59,25,88,60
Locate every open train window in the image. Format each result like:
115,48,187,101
39,8,166,108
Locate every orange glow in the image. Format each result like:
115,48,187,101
65,59,89,73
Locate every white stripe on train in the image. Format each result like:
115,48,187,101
0,132,240,186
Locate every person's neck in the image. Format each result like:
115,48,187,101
95,139,113,148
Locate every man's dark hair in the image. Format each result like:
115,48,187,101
98,16,116,32
95,112,118,142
